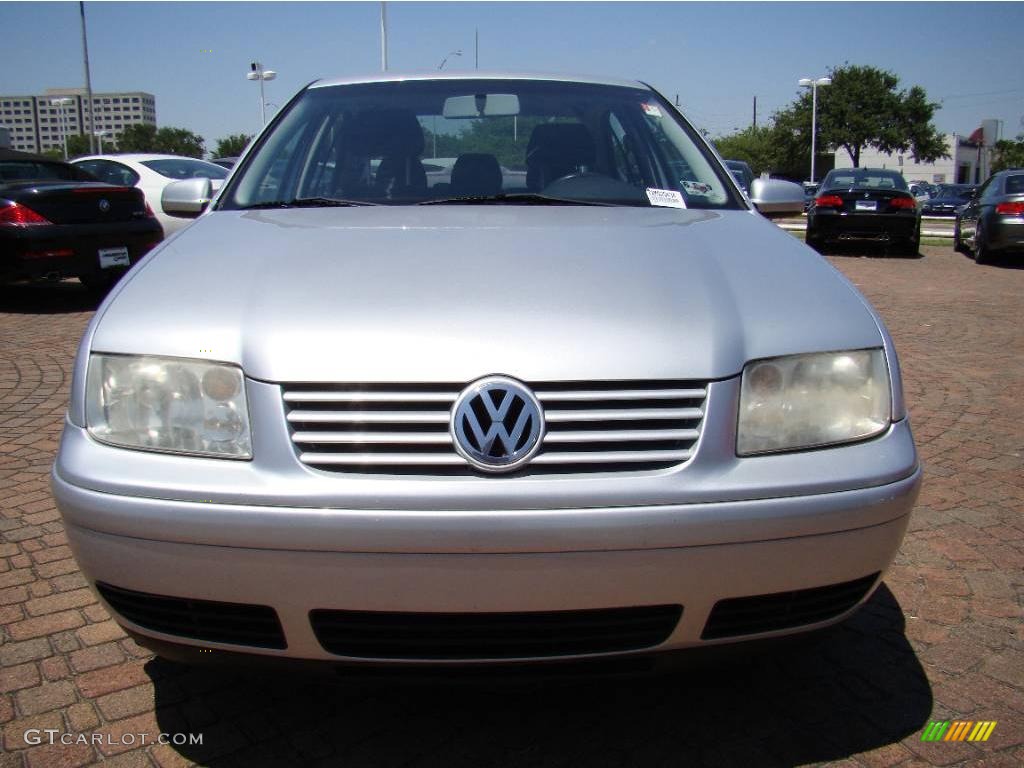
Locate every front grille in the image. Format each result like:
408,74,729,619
284,379,707,474
96,582,287,650
701,573,879,640
310,605,683,659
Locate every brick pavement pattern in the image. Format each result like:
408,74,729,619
1,245,1022,767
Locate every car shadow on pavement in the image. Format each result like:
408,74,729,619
0,280,106,314
148,583,931,767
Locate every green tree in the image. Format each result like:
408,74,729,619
215,133,252,158
713,126,783,176
66,133,93,158
113,124,205,157
991,134,1024,173
796,64,946,167
115,123,158,153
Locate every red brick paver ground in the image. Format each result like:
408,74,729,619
1,244,1022,767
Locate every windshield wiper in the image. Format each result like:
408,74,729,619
236,196,380,210
418,193,625,207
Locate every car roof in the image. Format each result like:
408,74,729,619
73,154,216,163
310,71,650,91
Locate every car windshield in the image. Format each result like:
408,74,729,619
140,158,228,180
823,169,908,192
934,185,971,200
222,78,741,209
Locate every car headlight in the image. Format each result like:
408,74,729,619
737,349,891,456
85,354,251,459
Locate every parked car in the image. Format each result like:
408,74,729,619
72,154,228,236
921,184,976,217
806,167,921,255
0,148,162,289
802,181,819,212
53,73,918,668
907,181,935,202
954,169,1024,264
724,159,754,194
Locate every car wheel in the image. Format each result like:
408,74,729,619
953,220,967,254
899,223,922,257
805,229,825,253
78,271,121,294
974,221,991,265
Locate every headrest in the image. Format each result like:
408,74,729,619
526,123,596,167
451,153,503,196
347,109,425,157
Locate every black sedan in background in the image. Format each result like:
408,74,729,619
955,169,1024,264
806,168,921,256
921,184,976,217
1,149,163,289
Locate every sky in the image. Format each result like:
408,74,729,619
1,1,1022,153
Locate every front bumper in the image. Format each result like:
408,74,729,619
54,456,920,663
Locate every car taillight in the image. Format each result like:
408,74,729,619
890,197,917,210
995,201,1024,216
0,201,52,227
815,195,844,208
144,202,156,219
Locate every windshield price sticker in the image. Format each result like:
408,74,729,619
641,103,663,118
646,188,687,209
682,180,713,197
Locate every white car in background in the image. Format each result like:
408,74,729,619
72,154,228,235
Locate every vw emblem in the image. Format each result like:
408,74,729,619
451,376,544,473
98,199,111,213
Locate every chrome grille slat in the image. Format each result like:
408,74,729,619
283,391,459,403
291,432,453,445
537,388,706,401
545,408,702,422
284,380,708,475
286,411,450,424
543,429,700,443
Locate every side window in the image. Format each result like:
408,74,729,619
80,160,138,186
606,112,642,186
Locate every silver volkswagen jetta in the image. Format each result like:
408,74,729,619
52,73,920,665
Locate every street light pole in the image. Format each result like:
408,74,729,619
798,76,831,183
247,62,277,127
51,98,72,160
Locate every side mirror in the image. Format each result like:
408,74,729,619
161,178,213,218
749,178,805,217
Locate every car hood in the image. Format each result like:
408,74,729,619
92,206,883,382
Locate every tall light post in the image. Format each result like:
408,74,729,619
798,76,831,183
50,97,73,160
433,51,461,157
247,62,277,127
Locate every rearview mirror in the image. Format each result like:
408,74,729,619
749,178,805,218
161,178,213,218
442,93,520,118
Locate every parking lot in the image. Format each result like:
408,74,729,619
1,243,1022,767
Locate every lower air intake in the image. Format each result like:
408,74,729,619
310,605,683,659
701,573,880,640
96,582,287,650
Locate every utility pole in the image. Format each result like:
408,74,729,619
380,2,389,71
80,1,95,153
752,96,757,129
475,28,479,69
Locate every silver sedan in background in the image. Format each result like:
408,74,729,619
53,73,920,667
